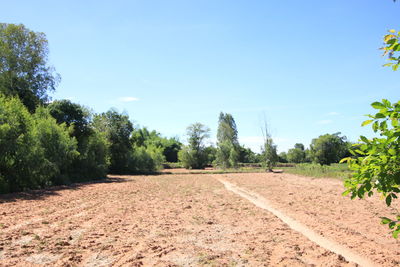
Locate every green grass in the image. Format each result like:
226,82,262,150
281,163,352,179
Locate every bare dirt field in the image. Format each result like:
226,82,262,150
0,172,399,266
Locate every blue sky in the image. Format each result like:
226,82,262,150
2,0,399,152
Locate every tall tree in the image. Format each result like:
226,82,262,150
216,112,240,168
287,143,306,163
48,100,91,142
0,23,60,112
310,133,348,165
260,119,278,171
93,110,133,173
178,123,210,169
48,100,109,179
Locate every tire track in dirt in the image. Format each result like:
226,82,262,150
217,178,377,267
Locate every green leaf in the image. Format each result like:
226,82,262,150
361,120,373,126
386,195,392,206
339,157,350,163
375,113,386,119
388,149,396,156
387,38,397,45
392,119,399,127
342,190,351,196
381,217,392,224
393,228,400,239
360,135,369,143
371,102,385,109
382,99,391,107
355,150,365,155
372,121,379,132
392,187,400,193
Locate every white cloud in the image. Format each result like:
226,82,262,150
317,119,332,125
118,96,139,102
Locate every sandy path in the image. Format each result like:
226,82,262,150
218,178,375,267
218,173,400,267
0,174,360,266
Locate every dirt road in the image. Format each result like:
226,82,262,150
0,172,399,266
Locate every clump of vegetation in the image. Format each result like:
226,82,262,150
310,133,349,165
287,143,307,163
0,95,78,193
283,163,351,179
215,112,240,169
0,23,60,112
342,99,400,238
48,100,109,180
260,120,278,172
341,29,400,238
178,123,210,169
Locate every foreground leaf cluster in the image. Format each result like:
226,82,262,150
382,29,400,71
341,99,400,238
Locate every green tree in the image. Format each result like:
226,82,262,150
48,100,91,142
310,133,348,165
0,95,78,192
204,145,217,165
31,107,79,185
49,100,109,179
278,152,288,163
0,23,59,112
160,137,182,163
287,143,306,163
216,112,240,168
93,109,133,173
239,145,258,163
260,120,278,171
0,94,40,192
178,123,210,169
131,127,182,162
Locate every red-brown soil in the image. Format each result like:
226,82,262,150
0,172,398,266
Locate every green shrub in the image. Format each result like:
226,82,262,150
0,95,40,192
179,123,210,169
178,146,208,169
131,145,165,172
0,95,81,192
71,129,109,180
31,107,79,185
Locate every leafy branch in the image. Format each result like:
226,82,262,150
341,99,400,238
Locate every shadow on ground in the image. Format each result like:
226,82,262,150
0,176,132,203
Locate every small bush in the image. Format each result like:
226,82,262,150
178,147,208,169
131,145,165,172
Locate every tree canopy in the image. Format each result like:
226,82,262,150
179,123,210,169
0,23,59,112
310,133,348,165
216,112,240,168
